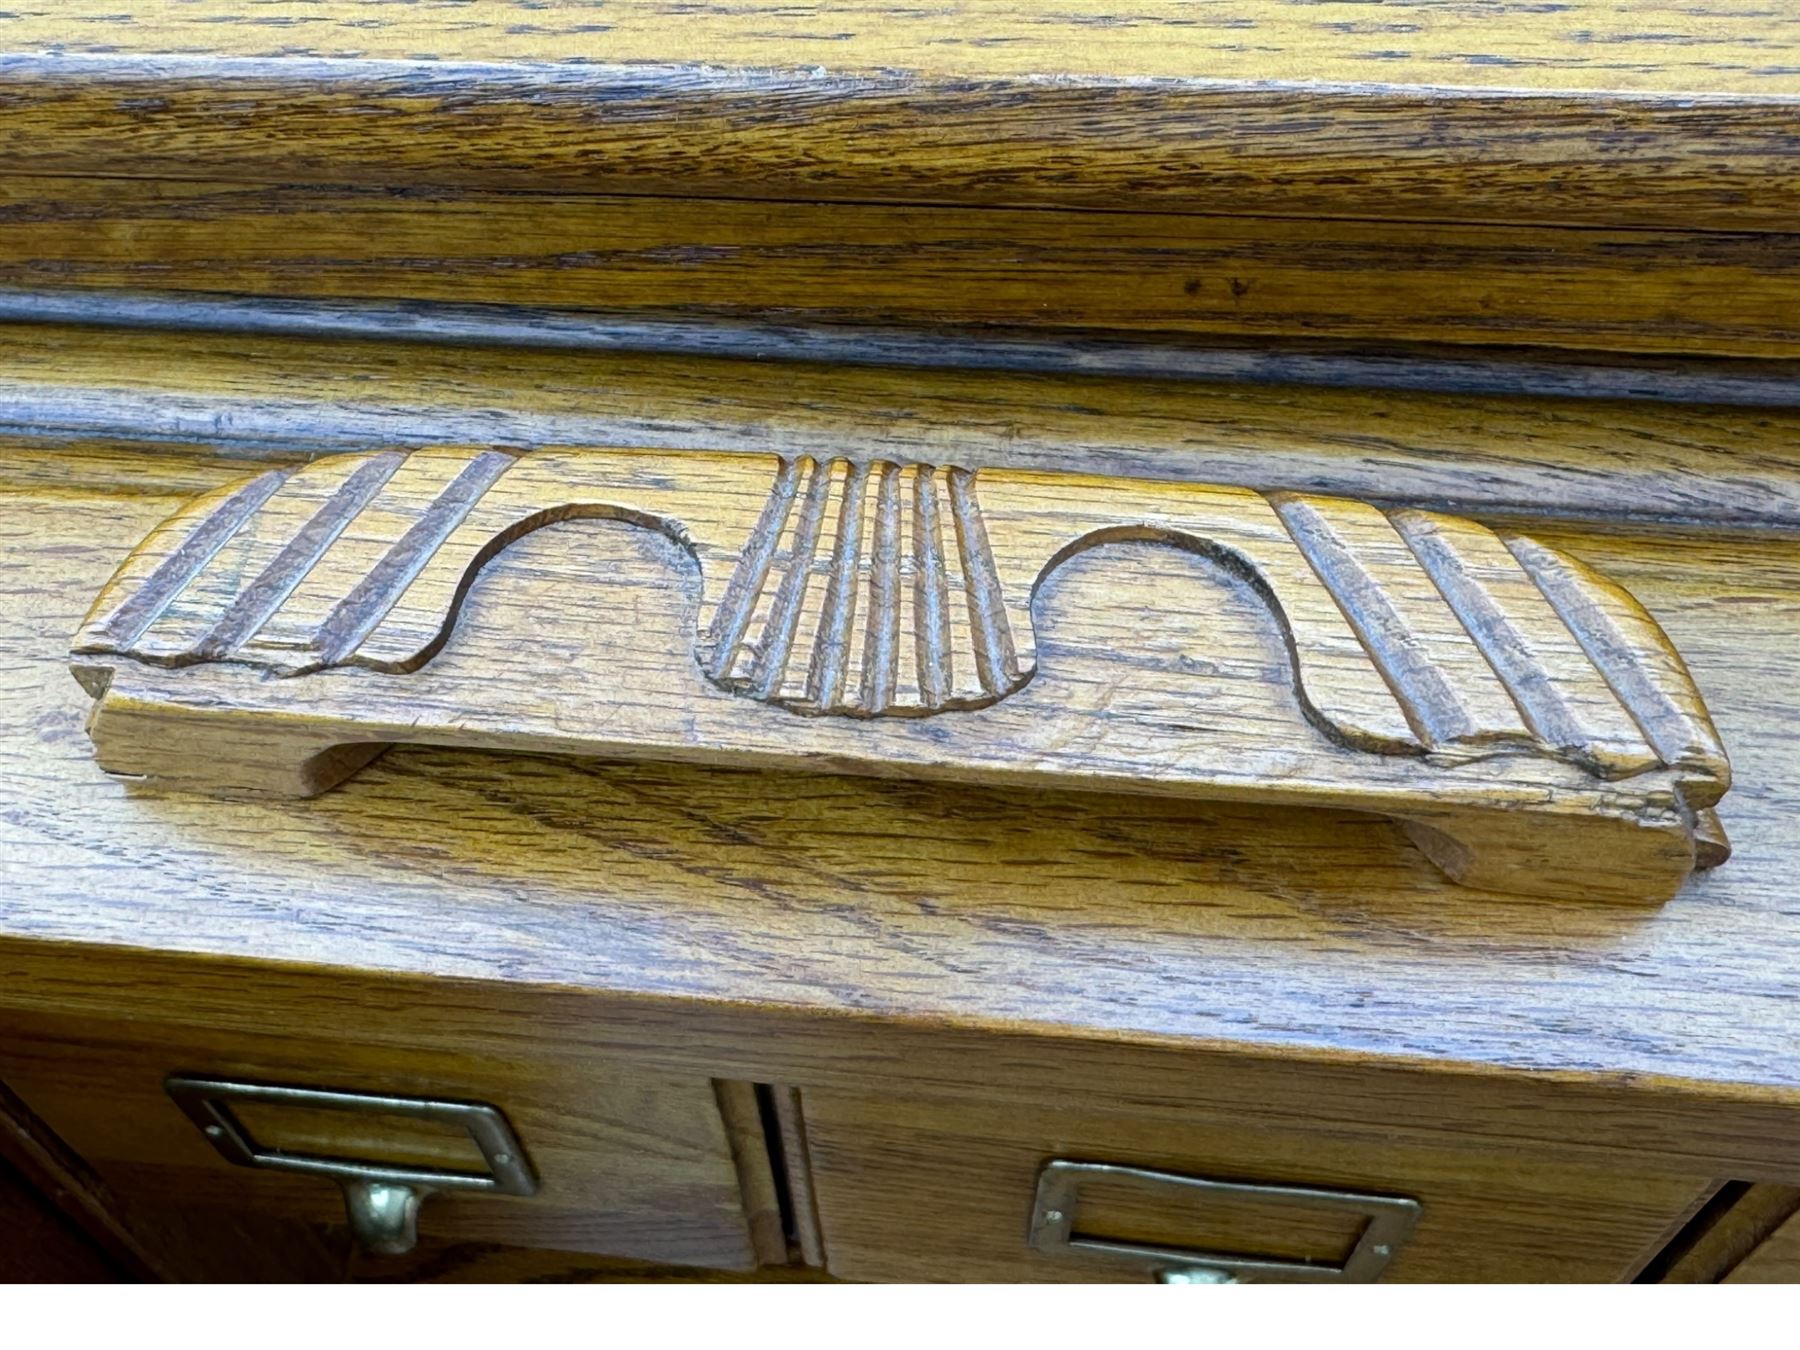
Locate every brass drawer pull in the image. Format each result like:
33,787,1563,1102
166,1075,537,1256
1029,1160,1419,1283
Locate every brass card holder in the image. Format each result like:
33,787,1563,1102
75,447,1731,903
167,1075,537,1256
1028,1160,1421,1283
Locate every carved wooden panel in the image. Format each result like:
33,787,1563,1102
70,447,1730,903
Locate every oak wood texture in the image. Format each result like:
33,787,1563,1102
10,323,1800,535
17,291,1800,412
771,1087,826,1270
1724,1207,1800,1283
714,1081,789,1268
1652,1183,1800,1283
0,1008,764,1272
7,453,1800,1189
7,176,1800,360
800,1090,1713,1282
0,4,1796,231
1,1069,343,1281
70,446,1730,902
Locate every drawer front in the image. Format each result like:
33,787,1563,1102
802,1093,1712,1282
1725,1207,1800,1283
0,1010,763,1271
0,1157,119,1281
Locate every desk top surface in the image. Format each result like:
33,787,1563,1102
2,3,1795,232
4,434,1797,1100
3,1,1795,95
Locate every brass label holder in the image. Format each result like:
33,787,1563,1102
166,1074,538,1256
1029,1160,1421,1283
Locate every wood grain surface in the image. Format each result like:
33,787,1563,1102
69,446,1731,902
1724,1206,1800,1282
15,290,1800,410
801,1090,1712,1282
5,176,1798,359
0,1007,763,1270
8,324,1800,533
1650,1183,1800,1282
5,450,1800,1185
1,1043,345,1280
770,1087,826,1270
0,4,1796,228
5,1,1796,1283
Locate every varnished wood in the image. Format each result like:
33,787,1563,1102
1650,1183,1800,1283
0,5,1795,230
346,1241,834,1284
1,4,1795,1283
1724,1207,1800,1282
70,447,1730,902
5,453,1800,1190
800,1090,1713,1282
771,1088,826,1271
1,1070,343,1281
15,290,1800,410
9,324,1800,534
714,1081,788,1268
5,177,1799,359
0,1075,154,1280
0,1008,764,1271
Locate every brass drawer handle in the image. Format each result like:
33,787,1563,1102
1029,1160,1419,1284
167,1075,538,1256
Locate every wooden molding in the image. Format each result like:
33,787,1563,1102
8,174,1800,361
70,447,1731,903
1,34,1797,232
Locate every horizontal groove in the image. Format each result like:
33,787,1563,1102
1,287,1798,408
15,165,1800,239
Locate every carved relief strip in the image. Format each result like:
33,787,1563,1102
72,448,1731,903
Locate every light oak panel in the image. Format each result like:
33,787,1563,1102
4,1,1795,91
1652,1184,1800,1283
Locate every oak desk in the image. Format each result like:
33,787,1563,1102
1,0,1799,1283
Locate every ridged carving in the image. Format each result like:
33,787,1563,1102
698,458,1024,716
69,448,1730,782
70,446,1733,901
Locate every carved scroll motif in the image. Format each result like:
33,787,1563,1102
71,447,1732,903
